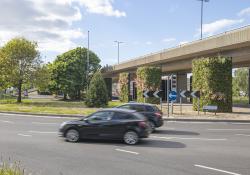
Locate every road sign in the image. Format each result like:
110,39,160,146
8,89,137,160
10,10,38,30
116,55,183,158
143,90,163,98
180,90,191,98
153,90,163,98
191,91,200,98
169,91,177,101
143,90,149,98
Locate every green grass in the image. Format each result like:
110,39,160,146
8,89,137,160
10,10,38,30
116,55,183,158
0,98,124,116
233,96,249,105
0,162,24,175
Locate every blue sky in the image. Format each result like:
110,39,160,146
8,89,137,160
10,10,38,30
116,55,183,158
0,0,250,66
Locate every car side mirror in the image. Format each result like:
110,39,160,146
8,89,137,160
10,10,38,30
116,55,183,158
83,118,89,123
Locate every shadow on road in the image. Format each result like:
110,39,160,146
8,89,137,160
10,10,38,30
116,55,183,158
154,130,200,136
135,140,186,149
76,139,186,149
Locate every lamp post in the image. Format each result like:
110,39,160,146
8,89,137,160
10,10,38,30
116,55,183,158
86,31,90,90
114,41,124,64
198,0,209,39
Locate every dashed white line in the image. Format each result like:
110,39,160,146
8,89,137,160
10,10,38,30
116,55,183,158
17,134,32,137
151,136,227,141
167,121,214,124
194,164,242,175
115,149,139,155
0,120,14,124
29,131,57,134
235,134,250,137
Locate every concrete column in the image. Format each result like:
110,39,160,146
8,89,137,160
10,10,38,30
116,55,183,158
177,73,188,103
249,69,250,104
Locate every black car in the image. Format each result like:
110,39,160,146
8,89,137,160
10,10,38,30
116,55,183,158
59,108,150,145
116,103,164,132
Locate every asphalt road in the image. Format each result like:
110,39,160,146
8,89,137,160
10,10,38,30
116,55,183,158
0,113,250,175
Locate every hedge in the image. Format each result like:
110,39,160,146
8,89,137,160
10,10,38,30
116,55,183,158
192,56,232,112
136,66,161,104
118,73,129,102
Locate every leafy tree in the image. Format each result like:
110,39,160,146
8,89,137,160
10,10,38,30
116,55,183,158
233,68,249,96
85,71,108,107
0,38,40,102
33,64,52,93
51,47,100,100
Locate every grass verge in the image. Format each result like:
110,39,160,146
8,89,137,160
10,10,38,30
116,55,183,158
0,98,124,116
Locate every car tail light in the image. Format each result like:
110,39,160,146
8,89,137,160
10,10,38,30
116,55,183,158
154,112,162,118
139,121,147,128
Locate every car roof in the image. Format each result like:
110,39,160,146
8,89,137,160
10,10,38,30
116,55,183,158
99,108,136,113
123,102,155,106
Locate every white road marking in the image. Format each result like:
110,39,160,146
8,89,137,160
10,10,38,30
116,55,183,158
0,120,14,124
151,136,227,141
208,129,250,131
17,134,32,137
29,131,57,134
32,122,58,125
236,134,250,137
194,164,242,175
0,113,79,120
115,149,139,155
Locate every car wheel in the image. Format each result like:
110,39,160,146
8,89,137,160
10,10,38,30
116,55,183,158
65,129,80,142
148,121,156,133
123,131,139,145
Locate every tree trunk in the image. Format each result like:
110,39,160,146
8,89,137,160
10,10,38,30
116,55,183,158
63,93,67,100
17,80,22,103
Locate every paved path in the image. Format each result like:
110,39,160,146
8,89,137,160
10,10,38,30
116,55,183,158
0,113,250,175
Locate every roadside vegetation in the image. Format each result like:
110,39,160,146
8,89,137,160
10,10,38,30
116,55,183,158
0,97,123,115
0,161,24,175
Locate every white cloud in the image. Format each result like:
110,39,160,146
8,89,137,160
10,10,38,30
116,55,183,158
162,38,176,43
238,7,250,17
146,41,152,45
0,0,125,54
197,19,244,37
179,41,188,45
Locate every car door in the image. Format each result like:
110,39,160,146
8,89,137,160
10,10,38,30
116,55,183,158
80,111,114,139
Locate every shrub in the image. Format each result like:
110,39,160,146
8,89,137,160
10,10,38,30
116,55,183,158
118,73,129,102
192,56,232,112
136,66,161,104
85,71,108,107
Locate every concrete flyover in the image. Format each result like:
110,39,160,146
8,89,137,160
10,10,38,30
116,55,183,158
104,25,250,78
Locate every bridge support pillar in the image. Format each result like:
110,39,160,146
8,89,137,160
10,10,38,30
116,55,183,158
177,73,187,103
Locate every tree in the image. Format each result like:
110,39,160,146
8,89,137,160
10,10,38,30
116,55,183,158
233,68,249,96
0,38,40,103
51,47,100,100
33,64,52,94
85,71,108,107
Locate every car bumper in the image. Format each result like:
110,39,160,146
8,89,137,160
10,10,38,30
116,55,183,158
155,118,164,127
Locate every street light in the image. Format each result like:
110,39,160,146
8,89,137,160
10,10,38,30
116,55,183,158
198,0,209,39
114,41,124,64
86,31,90,90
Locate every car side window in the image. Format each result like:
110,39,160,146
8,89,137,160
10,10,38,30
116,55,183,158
87,111,114,123
130,105,145,112
112,112,135,120
118,105,131,110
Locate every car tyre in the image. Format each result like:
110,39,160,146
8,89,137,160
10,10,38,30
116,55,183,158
123,131,139,145
148,121,156,133
65,129,80,143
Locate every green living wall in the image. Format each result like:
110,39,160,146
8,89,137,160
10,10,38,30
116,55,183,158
136,66,161,104
192,56,232,112
118,73,129,102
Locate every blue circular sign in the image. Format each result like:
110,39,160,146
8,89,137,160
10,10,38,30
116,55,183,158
169,91,177,101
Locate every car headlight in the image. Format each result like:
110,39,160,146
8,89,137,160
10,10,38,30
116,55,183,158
59,122,67,129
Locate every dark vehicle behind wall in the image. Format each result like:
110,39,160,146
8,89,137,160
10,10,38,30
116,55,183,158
116,103,164,133
59,108,150,145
